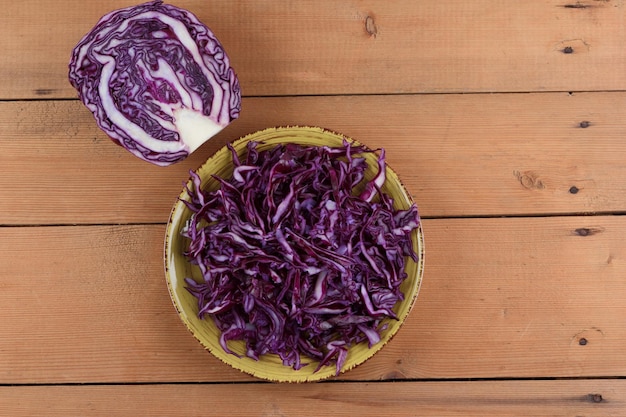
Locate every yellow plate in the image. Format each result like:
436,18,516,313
164,126,425,382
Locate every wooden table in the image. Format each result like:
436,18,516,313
2,1,625,415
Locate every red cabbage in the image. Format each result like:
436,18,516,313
68,1,241,166
181,141,420,375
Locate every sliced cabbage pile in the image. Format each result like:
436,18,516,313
182,141,420,375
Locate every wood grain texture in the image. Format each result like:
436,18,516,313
2,0,625,412
2,0,625,99
1,92,625,224
0,379,623,417
1,216,624,383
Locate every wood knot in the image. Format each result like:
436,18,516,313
383,370,406,380
514,170,545,190
562,1,611,9
572,327,604,347
34,88,54,95
555,39,591,54
365,15,378,37
573,227,603,237
588,393,603,403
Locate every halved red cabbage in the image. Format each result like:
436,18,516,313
69,1,241,166
181,141,420,375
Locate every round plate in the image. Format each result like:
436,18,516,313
164,126,425,382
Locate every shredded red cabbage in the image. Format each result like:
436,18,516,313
181,140,420,375
69,1,241,166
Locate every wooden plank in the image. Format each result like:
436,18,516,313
0,379,623,416
2,0,626,99
1,92,625,224
1,216,625,383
